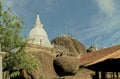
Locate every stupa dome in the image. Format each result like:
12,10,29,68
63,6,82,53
28,13,51,47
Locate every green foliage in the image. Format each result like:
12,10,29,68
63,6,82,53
0,1,38,78
10,71,20,78
0,8,24,53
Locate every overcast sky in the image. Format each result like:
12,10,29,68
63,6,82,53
2,0,120,48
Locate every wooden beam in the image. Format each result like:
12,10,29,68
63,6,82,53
101,72,106,79
113,72,115,79
116,72,119,79
95,71,99,79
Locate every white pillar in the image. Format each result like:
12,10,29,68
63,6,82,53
0,52,6,79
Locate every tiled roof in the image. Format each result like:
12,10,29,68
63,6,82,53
79,45,120,66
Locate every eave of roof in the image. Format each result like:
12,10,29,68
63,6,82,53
79,45,120,66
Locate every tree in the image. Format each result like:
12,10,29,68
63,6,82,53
0,1,38,78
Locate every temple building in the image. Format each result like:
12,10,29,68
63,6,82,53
28,13,52,47
80,45,120,79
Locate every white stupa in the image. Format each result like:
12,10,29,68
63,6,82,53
28,13,51,47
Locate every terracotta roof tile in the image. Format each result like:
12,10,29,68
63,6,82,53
80,45,120,66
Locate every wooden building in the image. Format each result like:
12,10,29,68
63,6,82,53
80,45,120,79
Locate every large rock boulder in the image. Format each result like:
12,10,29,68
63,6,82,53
24,45,58,79
51,36,86,56
53,56,79,76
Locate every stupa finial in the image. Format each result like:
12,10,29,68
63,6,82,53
34,13,43,28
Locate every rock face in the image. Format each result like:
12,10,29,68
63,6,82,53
23,35,90,79
24,45,58,79
52,36,88,77
51,36,86,56
35,51,57,79
53,56,79,76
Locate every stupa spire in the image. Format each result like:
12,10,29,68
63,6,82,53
34,13,43,28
